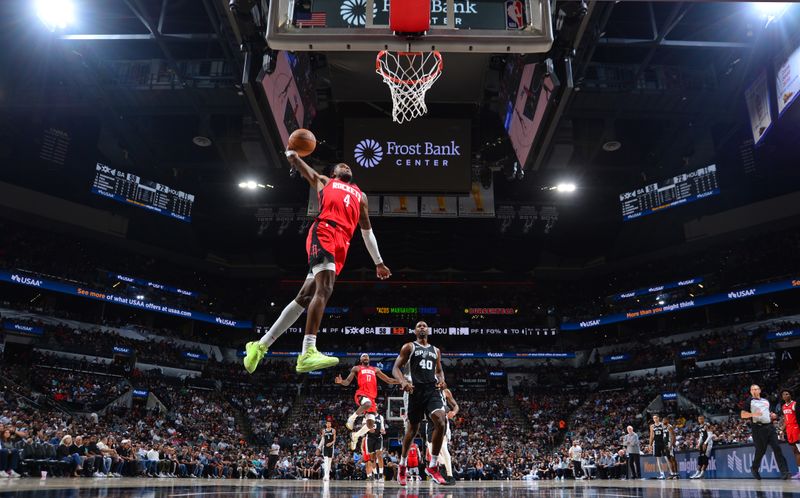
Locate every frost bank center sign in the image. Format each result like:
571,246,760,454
344,119,472,193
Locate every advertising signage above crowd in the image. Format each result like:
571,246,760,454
2,321,44,336
109,272,197,299
611,277,703,301
255,351,576,359
562,277,800,330
0,269,252,329
282,326,557,336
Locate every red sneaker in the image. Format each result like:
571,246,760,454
425,465,446,484
398,465,407,486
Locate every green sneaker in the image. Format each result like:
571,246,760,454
243,341,267,374
295,346,339,373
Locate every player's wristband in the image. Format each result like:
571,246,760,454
284,150,294,157
361,228,383,265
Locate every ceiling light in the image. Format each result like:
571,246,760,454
239,180,274,190
193,136,212,147
753,2,790,17
36,0,75,31
602,140,622,152
658,300,665,305
136,295,145,300
556,183,576,193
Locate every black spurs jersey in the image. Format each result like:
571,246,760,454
653,423,666,445
323,428,335,446
408,342,439,385
698,424,709,444
663,424,673,446
368,414,385,441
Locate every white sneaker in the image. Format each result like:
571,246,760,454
93,472,105,478
346,414,358,431
0,471,8,478
350,433,358,451
9,470,20,478
696,471,704,478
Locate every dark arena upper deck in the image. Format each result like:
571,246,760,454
1,0,800,497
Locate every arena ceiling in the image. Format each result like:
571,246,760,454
0,0,799,274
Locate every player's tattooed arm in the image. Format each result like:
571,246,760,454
435,347,446,390
392,343,414,392
285,151,329,191
335,366,359,386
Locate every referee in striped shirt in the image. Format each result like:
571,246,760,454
740,384,790,480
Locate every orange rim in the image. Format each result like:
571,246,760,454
376,50,443,86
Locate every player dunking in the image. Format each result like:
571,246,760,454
243,153,391,374
317,421,335,481
781,389,800,479
392,321,451,486
335,353,399,450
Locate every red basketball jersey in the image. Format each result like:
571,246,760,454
408,444,419,465
317,179,362,237
784,400,798,428
356,365,379,400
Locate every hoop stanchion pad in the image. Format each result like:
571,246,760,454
376,50,443,124
390,0,431,33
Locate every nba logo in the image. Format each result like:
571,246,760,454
506,0,525,29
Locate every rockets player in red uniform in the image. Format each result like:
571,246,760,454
407,442,421,481
336,353,399,449
243,153,392,374
781,389,800,478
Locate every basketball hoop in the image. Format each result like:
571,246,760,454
376,50,443,124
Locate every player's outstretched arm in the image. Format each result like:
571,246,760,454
358,194,391,280
376,369,401,385
434,347,446,390
392,343,414,392
285,151,329,191
335,366,359,386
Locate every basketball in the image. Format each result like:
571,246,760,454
287,128,316,157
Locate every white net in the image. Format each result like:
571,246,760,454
376,50,443,124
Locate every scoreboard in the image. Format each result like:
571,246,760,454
91,163,194,222
620,165,719,221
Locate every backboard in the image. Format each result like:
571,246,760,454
266,0,553,53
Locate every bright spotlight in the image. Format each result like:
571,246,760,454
753,2,790,16
36,0,75,31
136,295,145,300
239,180,274,190
556,183,576,193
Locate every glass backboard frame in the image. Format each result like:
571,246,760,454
266,0,553,53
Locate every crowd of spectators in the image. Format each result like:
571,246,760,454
599,326,770,373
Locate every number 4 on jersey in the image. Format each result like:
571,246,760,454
343,194,351,208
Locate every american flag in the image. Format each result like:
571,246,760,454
295,12,327,27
